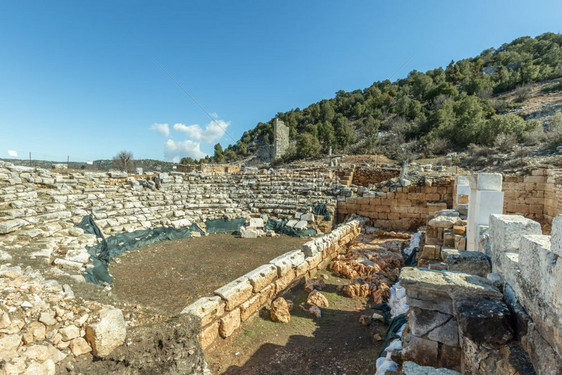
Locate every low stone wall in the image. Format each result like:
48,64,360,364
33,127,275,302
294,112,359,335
181,220,361,349
351,167,400,187
337,177,455,231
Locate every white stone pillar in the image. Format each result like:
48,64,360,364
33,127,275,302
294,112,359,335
466,173,504,252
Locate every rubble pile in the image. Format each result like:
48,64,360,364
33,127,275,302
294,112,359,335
0,265,126,375
329,235,405,304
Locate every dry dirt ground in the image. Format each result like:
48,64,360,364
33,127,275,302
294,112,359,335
205,268,389,375
108,234,309,316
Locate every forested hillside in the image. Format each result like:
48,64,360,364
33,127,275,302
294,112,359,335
193,33,562,164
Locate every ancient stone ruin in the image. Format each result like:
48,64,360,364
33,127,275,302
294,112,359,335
0,160,561,374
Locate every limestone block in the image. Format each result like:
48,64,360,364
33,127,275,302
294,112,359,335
441,249,491,277
420,245,441,261
400,267,502,301
409,307,451,337
521,322,562,375
489,214,542,253
219,308,241,338
455,298,513,345
248,217,264,228
181,296,225,328
0,218,26,234
406,291,454,315
0,334,21,361
427,317,458,346
269,252,294,277
468,173,502,191
402,361,460,375
402,335,439,367
244,264,278,293
551,214,562,256
275,269,296,292
214,277,253,311
85,307,127,357
198,321,219,349
240,294,261,322
302,241,318,257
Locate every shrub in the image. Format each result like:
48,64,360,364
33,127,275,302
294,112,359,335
493,133,517,152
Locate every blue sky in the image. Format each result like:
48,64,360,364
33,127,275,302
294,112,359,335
1,1,561,162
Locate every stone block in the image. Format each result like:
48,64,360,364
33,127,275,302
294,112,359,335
455,298,513,345
402,361,460,375
468,173,502,191
402,335,439,367
489,214,541,253
85,307,126,358
275,269,296,292
244,264,278,293
420,245,441,261
453,225,466,235
240,294,261,322
0,219,26,234
181,296,225,328
438,344,461,371
427,317,458,346
441,249,491,277
409,307,451,337
551,214,562,256
219,308,241,338
270,252,294,277
198,321,219,349
214,277,254,311
400,267,502,302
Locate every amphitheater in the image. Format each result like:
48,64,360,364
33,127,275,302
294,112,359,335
0,160,561,375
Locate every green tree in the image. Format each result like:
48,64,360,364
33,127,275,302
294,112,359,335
296,133,322,158
214,143,224,163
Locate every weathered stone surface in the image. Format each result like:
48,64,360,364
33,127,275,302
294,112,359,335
69,337,92,356
270,297,291,323
428,216,457,228
462,336,536,375
219,308,241,338
59,324,80,341
409,307,451,337
0,218,26,234
198,321,219,349
456,298,513,345
521,322,562,375
400,267,502,301
85,306,126,357
0,334,21,361
489,214,541,253
214,276,253,311
239,293,261,322
551,214,562,257
402,335,439,367
25,358,56,375
181,296,225,328
427,317,458,346
306,290,329,308
244,264,277,293
441,248,491,277
402,361,461,375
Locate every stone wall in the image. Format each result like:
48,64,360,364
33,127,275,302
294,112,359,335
351,167,400,187
181,220,361,349
273,119,290,160
487,214,562,375
337,177,455,231
503,168,562,231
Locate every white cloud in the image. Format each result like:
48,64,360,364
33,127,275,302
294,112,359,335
7,150,17,157
150,123,170,137
173,118,230,143
164,139,207,162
